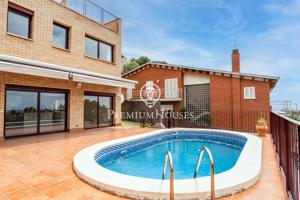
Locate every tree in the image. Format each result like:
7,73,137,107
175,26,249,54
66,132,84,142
135,56,150,66
123,61,139,74
121,55,168,74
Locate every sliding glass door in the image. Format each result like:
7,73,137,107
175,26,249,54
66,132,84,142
5,87,67,138
99,97,113,126
84,96,98,128
84,94,113,129
5,90,38,137
40,92,66,133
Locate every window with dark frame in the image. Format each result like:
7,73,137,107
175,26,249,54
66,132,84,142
52,23,69,49
84,94,114,129
4,86,68,138
7,2,33,39
85,35,114,63
85,37,98,58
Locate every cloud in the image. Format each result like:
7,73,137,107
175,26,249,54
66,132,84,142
237,2,300,104
119,0,243,70
240,22,300,75
98,0,300,104
264,0,300,16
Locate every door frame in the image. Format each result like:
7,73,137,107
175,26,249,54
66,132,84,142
84,91,114,129
4,85,69,139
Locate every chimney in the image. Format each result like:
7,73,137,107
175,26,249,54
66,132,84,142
231,49,240,73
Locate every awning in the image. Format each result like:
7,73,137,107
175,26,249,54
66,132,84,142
0,61,69,80
73,74,135,88
0,54,136,89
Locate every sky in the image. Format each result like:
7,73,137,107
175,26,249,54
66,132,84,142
97,0,300,108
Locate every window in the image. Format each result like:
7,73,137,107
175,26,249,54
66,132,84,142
85,36,114,63
146,81,153,89
184,84,210,126
7,3,33,38
85,37,98,58
52,23,69,49
100,42,112,61
244,87,256,99
84,94,113,129
127,88,132,100
165,78,178,98
5,87,67,138
161,105,173,112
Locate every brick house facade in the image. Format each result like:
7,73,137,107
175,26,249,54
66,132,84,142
0,0,136,140
122,50,278,132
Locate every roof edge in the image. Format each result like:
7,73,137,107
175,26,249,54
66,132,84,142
122,62,279,81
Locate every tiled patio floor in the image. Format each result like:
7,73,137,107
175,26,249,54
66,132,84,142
0,127,287,200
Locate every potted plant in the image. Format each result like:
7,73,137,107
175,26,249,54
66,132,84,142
256,116,268,136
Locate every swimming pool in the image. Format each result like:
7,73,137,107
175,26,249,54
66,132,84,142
97,131,245,179
73,129,262,199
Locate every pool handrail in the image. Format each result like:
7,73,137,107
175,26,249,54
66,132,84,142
193,146,215,200
162,151,174,200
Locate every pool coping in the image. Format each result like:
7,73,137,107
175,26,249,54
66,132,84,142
73,128,262,199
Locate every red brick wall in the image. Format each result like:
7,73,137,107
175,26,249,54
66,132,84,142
126,67,182,91
210,75,271,131
210,75,233,130
240,79,270,111
210,75,233,111
123,66,272,132
240,79,271,132
124,66,184,111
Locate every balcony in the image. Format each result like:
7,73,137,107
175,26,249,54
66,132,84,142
53,0,120,33
124,88,183,102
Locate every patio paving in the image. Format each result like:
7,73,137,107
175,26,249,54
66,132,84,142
0,127,287,200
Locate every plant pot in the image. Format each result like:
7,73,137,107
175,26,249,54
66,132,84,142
256,125,268,137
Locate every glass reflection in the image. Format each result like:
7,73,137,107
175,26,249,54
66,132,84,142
52,24,68,49
8,9,30,38
5,90,38,137
99,96,112,126
85,37,98,58
84,96,98,128
40,93,66,133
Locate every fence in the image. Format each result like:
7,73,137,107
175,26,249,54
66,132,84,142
270,112,300,200
53,0,119,25
163,110,269,133
124,88,183,101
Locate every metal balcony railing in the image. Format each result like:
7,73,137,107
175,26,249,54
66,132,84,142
270,112,300,200
124,88,183,101
53,0,119,26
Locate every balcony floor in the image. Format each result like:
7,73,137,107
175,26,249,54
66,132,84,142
0,127,287,200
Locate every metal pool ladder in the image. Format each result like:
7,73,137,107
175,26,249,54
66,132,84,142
162,151,174,200
193,146,215,200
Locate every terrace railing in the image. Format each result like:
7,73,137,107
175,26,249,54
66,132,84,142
124,88,183,102
53,0,119,29
163,110,269,133
270,112,300,200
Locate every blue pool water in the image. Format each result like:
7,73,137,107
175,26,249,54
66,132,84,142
97,131,245,180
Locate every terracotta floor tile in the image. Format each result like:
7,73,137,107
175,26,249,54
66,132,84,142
52,189,91,200
0,128,289,200
41,182,73,198
22,173,54,186
0,180,27,195
0,174,15,188
63,177,87,190
0,192,9,200
33,179,61,191
6,186,49,200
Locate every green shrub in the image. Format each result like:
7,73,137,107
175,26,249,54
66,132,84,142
288,115,300,121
